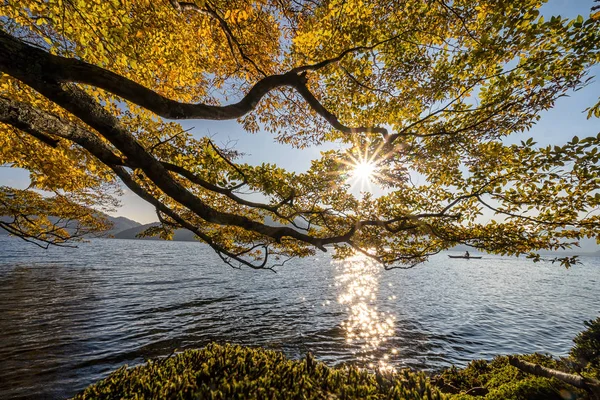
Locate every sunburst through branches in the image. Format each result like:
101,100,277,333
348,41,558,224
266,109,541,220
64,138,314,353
352,161,376,183
343,141,387,192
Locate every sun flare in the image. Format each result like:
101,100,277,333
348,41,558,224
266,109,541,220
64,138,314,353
341,141,394,191
352,161,376,182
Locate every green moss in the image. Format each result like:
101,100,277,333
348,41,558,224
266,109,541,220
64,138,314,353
570,317,600,380
438,360,490,391
74,343,447,399
76,318,600,399
487,376,577,400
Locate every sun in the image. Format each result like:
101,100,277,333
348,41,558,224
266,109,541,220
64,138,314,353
352,161,376,182
341,140,392,191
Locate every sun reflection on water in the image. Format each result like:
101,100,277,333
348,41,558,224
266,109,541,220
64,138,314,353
334,254,397,371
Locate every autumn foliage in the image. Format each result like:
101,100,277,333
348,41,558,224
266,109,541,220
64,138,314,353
1,0,599,268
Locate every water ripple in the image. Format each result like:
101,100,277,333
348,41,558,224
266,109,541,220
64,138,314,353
0,237,598,399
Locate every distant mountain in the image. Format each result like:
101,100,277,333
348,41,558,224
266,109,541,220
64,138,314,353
102,215,141,235
113,222,196,241
0,214,141,237
110,216,141,233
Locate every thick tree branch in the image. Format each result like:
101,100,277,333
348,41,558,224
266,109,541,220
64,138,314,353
0,96,125,165
0,95,282,268
508,356,600,398
19,128,59,147
0,28,299,120
0,95,313,227
0,30,389,141
0,95,362,251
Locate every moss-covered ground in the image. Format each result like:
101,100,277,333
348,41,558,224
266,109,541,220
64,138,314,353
74,317,600,399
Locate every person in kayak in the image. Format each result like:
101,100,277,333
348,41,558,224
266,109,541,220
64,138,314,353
464,251,470,258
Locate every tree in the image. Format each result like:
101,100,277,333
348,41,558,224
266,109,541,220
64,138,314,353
1,0,599,269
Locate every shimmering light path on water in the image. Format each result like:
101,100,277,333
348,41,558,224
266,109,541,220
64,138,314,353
0,236,598,399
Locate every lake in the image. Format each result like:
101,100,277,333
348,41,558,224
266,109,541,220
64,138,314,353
0,236,598,399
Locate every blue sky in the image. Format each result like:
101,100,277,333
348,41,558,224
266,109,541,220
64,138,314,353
1,0,599,226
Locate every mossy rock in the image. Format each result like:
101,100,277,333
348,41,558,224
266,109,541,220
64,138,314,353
74,343,447,399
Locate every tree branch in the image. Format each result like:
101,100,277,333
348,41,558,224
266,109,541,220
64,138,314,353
294,75,389,139
168,0,267,76
0,95,357,251
508,356,600,398
0,30,301,120
290,33,404,74
0,30,390,141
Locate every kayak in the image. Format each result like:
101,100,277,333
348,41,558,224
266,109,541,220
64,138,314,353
448,255,482,259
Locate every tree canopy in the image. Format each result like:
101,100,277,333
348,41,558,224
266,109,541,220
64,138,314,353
1,0,599,269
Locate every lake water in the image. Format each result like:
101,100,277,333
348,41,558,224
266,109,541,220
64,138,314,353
0,236,598,399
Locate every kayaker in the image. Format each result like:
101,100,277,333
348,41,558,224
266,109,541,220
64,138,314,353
464,251,470,258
